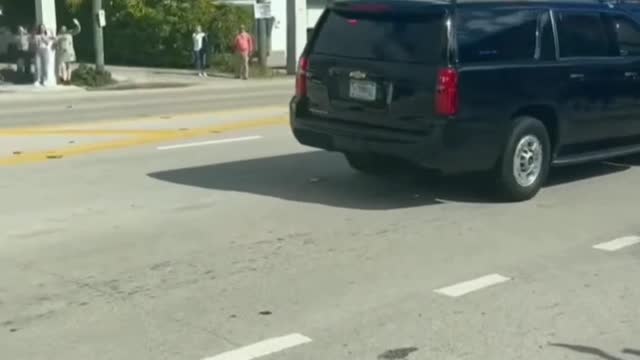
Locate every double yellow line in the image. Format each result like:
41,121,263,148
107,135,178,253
0,107,288,166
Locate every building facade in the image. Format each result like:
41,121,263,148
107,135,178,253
4,0,326,68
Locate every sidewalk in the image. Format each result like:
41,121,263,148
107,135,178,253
0,63,293,102
105,64,291,89
106,64,238,85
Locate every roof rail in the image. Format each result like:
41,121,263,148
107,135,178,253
612,0,640,4
453,0,616,4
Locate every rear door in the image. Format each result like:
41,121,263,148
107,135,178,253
607,12,640,138
454,7,555,127
554,10,624,146
305,2,449,132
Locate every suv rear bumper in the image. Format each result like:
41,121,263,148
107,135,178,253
290,98,502,174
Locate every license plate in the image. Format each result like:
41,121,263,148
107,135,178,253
349,80,377,102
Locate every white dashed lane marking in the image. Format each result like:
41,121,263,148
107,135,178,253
435,274,511,298
157,135,262,151
201,333,312,360
593,235,640,252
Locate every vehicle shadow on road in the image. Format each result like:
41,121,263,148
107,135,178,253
148,151,639,209
549,343,640,360
624,349,640,357
546,152,640,187
546,161,630,187
147,151,494,210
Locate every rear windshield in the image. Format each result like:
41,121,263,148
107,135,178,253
312,10,447,64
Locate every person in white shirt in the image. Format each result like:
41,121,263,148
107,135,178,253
14,26,31,75
192,26,207,77
55,19,81,84
33,24,56,86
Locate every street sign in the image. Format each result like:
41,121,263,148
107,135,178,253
254,1,272,19
98,9,107,27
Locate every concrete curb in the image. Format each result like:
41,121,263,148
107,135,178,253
0,84,85,94
0,77,294,103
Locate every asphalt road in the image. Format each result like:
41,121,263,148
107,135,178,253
0,79,293,128
1,83,639,360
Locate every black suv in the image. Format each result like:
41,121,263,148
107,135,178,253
290,0,640,200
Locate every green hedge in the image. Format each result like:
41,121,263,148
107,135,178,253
64,0,253,68
0,0,35,28
71,64,114,87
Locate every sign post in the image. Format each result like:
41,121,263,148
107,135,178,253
35,0,57,87
35,0,57,33
93,0,105,72
254,1,272,19
255,0,271,68
286,0,307,75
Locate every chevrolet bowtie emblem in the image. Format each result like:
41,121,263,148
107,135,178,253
349,71,367,80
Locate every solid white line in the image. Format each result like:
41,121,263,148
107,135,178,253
157,136,262,151
593,236,640,252
202,333,312,360
435,274,511,298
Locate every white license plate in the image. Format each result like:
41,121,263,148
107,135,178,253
349,80,377,101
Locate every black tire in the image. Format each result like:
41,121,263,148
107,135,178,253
495,116,551,201
344,152,396,175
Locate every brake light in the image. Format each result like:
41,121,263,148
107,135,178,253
296,56,309,98
435,68,459,117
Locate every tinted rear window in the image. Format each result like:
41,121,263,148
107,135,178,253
556,12,613,57
457,9,540,63
612,14,640,57
312,10,446,64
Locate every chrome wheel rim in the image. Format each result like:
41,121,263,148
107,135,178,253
513,135,543,188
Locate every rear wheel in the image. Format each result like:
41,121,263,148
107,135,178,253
495,116,551,201
344,152,396,175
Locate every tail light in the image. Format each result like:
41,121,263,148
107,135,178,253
435,68,459,117
296,56,310,98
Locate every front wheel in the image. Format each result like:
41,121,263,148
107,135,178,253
495,116,551,201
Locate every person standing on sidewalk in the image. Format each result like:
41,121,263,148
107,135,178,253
234,25,254,80
192,25,207,77
55,19,81,84
33,24,56,86
14,26,31,76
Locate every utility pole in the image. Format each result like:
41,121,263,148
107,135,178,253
286,0,307,74
258,20,268,68
256,0,269,68
93,0,105,71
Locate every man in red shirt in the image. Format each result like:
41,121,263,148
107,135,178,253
234,25,254,80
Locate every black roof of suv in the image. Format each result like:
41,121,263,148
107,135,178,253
290,0,640,201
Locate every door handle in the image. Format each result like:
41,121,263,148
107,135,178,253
570,73,585,80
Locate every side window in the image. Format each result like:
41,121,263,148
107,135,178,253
539,11,556,61
457,9,540,63
611,14,640,56
556,12,613,57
